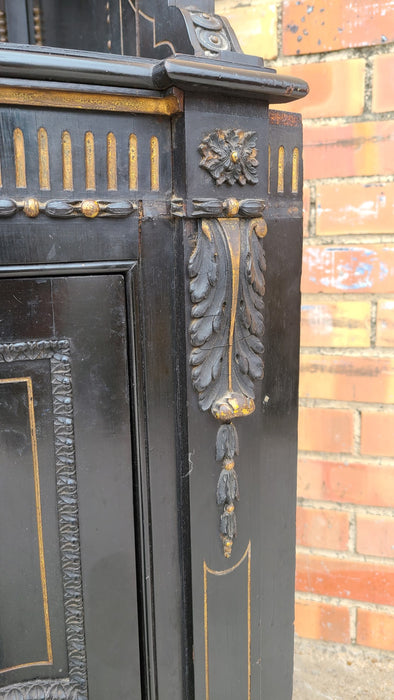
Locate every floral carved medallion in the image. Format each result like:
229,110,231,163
199,129,259,186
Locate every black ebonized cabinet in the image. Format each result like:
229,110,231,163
0,3,307,698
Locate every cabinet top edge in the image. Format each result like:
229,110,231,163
0,44,308,105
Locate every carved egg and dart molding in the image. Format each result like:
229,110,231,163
190,129,266,558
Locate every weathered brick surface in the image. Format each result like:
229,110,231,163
296,553,394,606
357,609,394,651
300,301,371,347
361,411,394,457
304,121,394,180
240,0,394,654
376,299,394,346
316,182,394,236
357,514,394,559
298,458,394,508
301,245,394,294
282,0,394,56
297,506,349,550
216,0,278,59
295,599,351,643
276,59,365,119
298,406,354,452
299,354,394,403
372,53,394,113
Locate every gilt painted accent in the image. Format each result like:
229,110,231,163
84,132,95,191
107,132,117,191
189,216,267,556
61,131,73,191
13,128,26,189
292,147,299,193
129,134,138,190
150,136,159,191
38,128,50,190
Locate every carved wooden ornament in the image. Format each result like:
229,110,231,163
189,215,267,557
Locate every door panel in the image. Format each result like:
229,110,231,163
0,274,141,700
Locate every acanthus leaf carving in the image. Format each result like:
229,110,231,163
189,217,267,557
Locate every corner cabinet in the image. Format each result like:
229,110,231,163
0,10,307,697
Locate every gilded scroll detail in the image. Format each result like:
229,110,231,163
189,217,266,556
199,129,258,186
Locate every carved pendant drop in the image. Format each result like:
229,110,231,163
189,216,267,556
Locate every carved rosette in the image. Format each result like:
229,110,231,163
199,129,259,186
189,215,267,557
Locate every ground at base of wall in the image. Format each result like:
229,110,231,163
293,637,394,699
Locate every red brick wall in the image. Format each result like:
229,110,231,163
218,0,394,652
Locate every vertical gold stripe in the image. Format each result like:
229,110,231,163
85,131,95,190
38,127,50,190
219,219,241,392
129,134,138,190
150,136,159,191
292,147,299,193
0,377,53,673
277,145,285,193
247,543,251,700
107,132,117,190
204,561,210,700
204,541,252,700
267,144,271,194
62,131,73,190
14,128,26,188
27,377,53,665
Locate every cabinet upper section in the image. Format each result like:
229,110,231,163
0,0,308,104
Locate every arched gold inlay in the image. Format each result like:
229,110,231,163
267,144,271,194
277,145,285,193
129,134,138,190
14,128,26,188
62,131,73,191
204,542,251,700
85,131,96,191
107,132,117,191
292,146,299,193
38,127,50,190
150,136,159,191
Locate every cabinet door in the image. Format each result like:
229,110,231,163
0,273,141,700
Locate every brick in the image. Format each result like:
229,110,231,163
282,0,394,56
297,457,394,508
299,354,394,404
316,182,394,236
295,599,350,643
301,245,394,295
303,182,310,238
357,514,394,559
217,1,278,60
298,406,354,453
276,60,365,119
357,609,394,651
296,506,349,550
373,54,394,113
361,411,394,457
376,299,394,346
300,301,371,347
296,553,394,605
303,121,394,180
